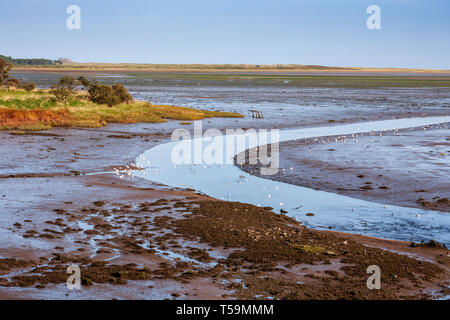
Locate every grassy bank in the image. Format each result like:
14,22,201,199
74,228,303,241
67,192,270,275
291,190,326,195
0,89,243,130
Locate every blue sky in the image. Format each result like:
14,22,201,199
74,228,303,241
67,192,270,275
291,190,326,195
1,0,449,68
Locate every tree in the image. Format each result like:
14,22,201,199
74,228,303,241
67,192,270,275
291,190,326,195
77,76,91,90
0,55,59,66
52,88,71,102
51,76,78,102
0,58,12,87
57,76,78,92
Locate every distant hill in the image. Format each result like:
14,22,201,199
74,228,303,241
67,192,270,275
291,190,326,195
0,54,61,66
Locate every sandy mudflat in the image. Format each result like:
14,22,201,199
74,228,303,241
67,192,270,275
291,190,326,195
1,75,449,299
0,116,448,300
11,63,450,75
238,123,450,212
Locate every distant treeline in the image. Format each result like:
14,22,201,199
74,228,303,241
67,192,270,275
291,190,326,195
0,55,61,66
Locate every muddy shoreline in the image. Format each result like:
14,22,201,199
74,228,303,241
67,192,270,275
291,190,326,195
0,174,448,300
237,123,450,212
0,116,449,299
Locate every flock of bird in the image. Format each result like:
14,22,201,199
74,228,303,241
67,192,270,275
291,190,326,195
110,122,448,220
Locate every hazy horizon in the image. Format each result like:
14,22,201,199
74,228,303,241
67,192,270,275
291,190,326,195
2,0,450,69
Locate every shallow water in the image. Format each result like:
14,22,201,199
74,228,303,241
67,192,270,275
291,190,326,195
8,72,450,244
245,124,450,211
134,117,450,246
12,72,450,131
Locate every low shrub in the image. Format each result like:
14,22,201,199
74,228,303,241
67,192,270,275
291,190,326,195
112,84,133,104
87,82,132,107
5,78,36,91
50,76,133,107
87,83,121,106
7,78,20,88
18,82,36,92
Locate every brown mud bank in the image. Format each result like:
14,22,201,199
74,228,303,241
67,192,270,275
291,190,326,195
237,123,450,212
0,119,448,299
0,191,448,300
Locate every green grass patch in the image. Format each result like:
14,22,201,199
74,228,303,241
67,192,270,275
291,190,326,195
0,90,243,130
